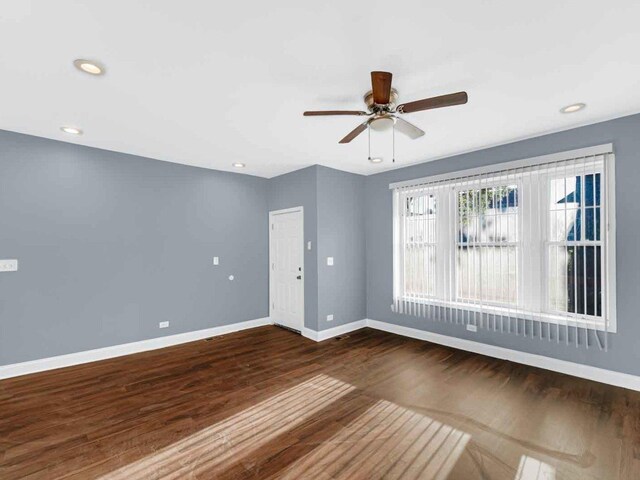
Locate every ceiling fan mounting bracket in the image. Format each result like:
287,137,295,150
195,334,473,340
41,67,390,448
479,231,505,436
364,88,399,113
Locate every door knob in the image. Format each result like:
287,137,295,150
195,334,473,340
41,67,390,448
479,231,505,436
296,275,302,280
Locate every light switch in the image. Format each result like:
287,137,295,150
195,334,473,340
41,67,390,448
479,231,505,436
0,259,18,272
213,257,219,266
307,241,312,251
327,257,334,266
327,314,334,321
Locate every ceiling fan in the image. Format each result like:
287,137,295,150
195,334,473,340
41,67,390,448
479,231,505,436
303,71,468,144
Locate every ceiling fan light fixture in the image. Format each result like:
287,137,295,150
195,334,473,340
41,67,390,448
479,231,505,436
369,157,383,164
560,103,586,114
232,162,245,168
369,116,396,132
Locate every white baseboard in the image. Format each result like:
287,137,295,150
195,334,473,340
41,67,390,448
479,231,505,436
302,319,367,342
301,328,318,341
4,316,638,391
0,317,272,380
366,319,640,392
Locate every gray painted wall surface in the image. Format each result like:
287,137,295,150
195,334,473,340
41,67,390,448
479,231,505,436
0,130,269,365
316,166,366,331
365,113,640,376
267,166,318,330
267,165,367,331
3,112,639,376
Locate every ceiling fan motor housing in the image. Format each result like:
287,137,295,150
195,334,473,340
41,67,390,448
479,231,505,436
364,88,399,113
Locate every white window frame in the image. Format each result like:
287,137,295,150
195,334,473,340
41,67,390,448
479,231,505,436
391,144,617,333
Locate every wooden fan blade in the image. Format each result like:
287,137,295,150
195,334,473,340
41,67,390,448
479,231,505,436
304,110,368,116
371,71,393,104
394,117,425,139
339,122,368,144
398,91,468,114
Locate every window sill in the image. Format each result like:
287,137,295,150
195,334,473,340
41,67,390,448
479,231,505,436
394,298,616,333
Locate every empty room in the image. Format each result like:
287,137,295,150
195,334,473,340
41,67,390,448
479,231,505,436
1,1,640,479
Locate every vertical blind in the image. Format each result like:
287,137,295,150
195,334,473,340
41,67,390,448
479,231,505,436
391,145,616,350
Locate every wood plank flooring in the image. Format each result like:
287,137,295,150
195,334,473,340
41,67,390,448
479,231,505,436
1,326,639,479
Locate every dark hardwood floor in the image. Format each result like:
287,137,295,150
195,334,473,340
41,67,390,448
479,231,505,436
1,326,639,479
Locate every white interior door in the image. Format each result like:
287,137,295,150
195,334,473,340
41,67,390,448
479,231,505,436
269,207,304,331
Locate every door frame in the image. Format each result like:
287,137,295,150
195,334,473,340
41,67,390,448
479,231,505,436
269,206,305,331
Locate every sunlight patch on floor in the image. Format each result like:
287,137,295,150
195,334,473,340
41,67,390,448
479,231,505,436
99,374,355,479
277,397,471,479
515,455,557,480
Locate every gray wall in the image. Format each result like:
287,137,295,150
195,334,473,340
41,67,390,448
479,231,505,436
365,113,640,376
316,166,366,331
3,112,639,376
267,166,318,330
267,165,367,331
0,130,269,365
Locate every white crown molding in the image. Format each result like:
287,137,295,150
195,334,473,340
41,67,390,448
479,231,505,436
0,317,272,380
365,319,640,392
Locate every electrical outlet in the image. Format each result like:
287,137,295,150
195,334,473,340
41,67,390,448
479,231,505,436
0,259,18,272
327,314,334,322
466,324,477,332
213,256,219,266
159,321,170,329
327,257,334,266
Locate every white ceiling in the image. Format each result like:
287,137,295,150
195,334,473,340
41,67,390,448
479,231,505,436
1,1,639,178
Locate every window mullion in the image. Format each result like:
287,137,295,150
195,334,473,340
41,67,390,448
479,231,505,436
436,190,448,302
523,177,543,314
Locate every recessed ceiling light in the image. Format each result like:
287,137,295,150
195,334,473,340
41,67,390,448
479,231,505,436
73,59,105,76
60,126,83,135
232,162,245,168
560,103,586,114
369,157,383,164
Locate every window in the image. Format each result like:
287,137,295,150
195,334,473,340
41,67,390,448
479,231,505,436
404,194,437,299
547,172,603,318
392,145,616,332
456,184,518,306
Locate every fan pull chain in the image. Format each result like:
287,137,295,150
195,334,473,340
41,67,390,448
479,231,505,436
392,120,396,163
367,123,371,161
